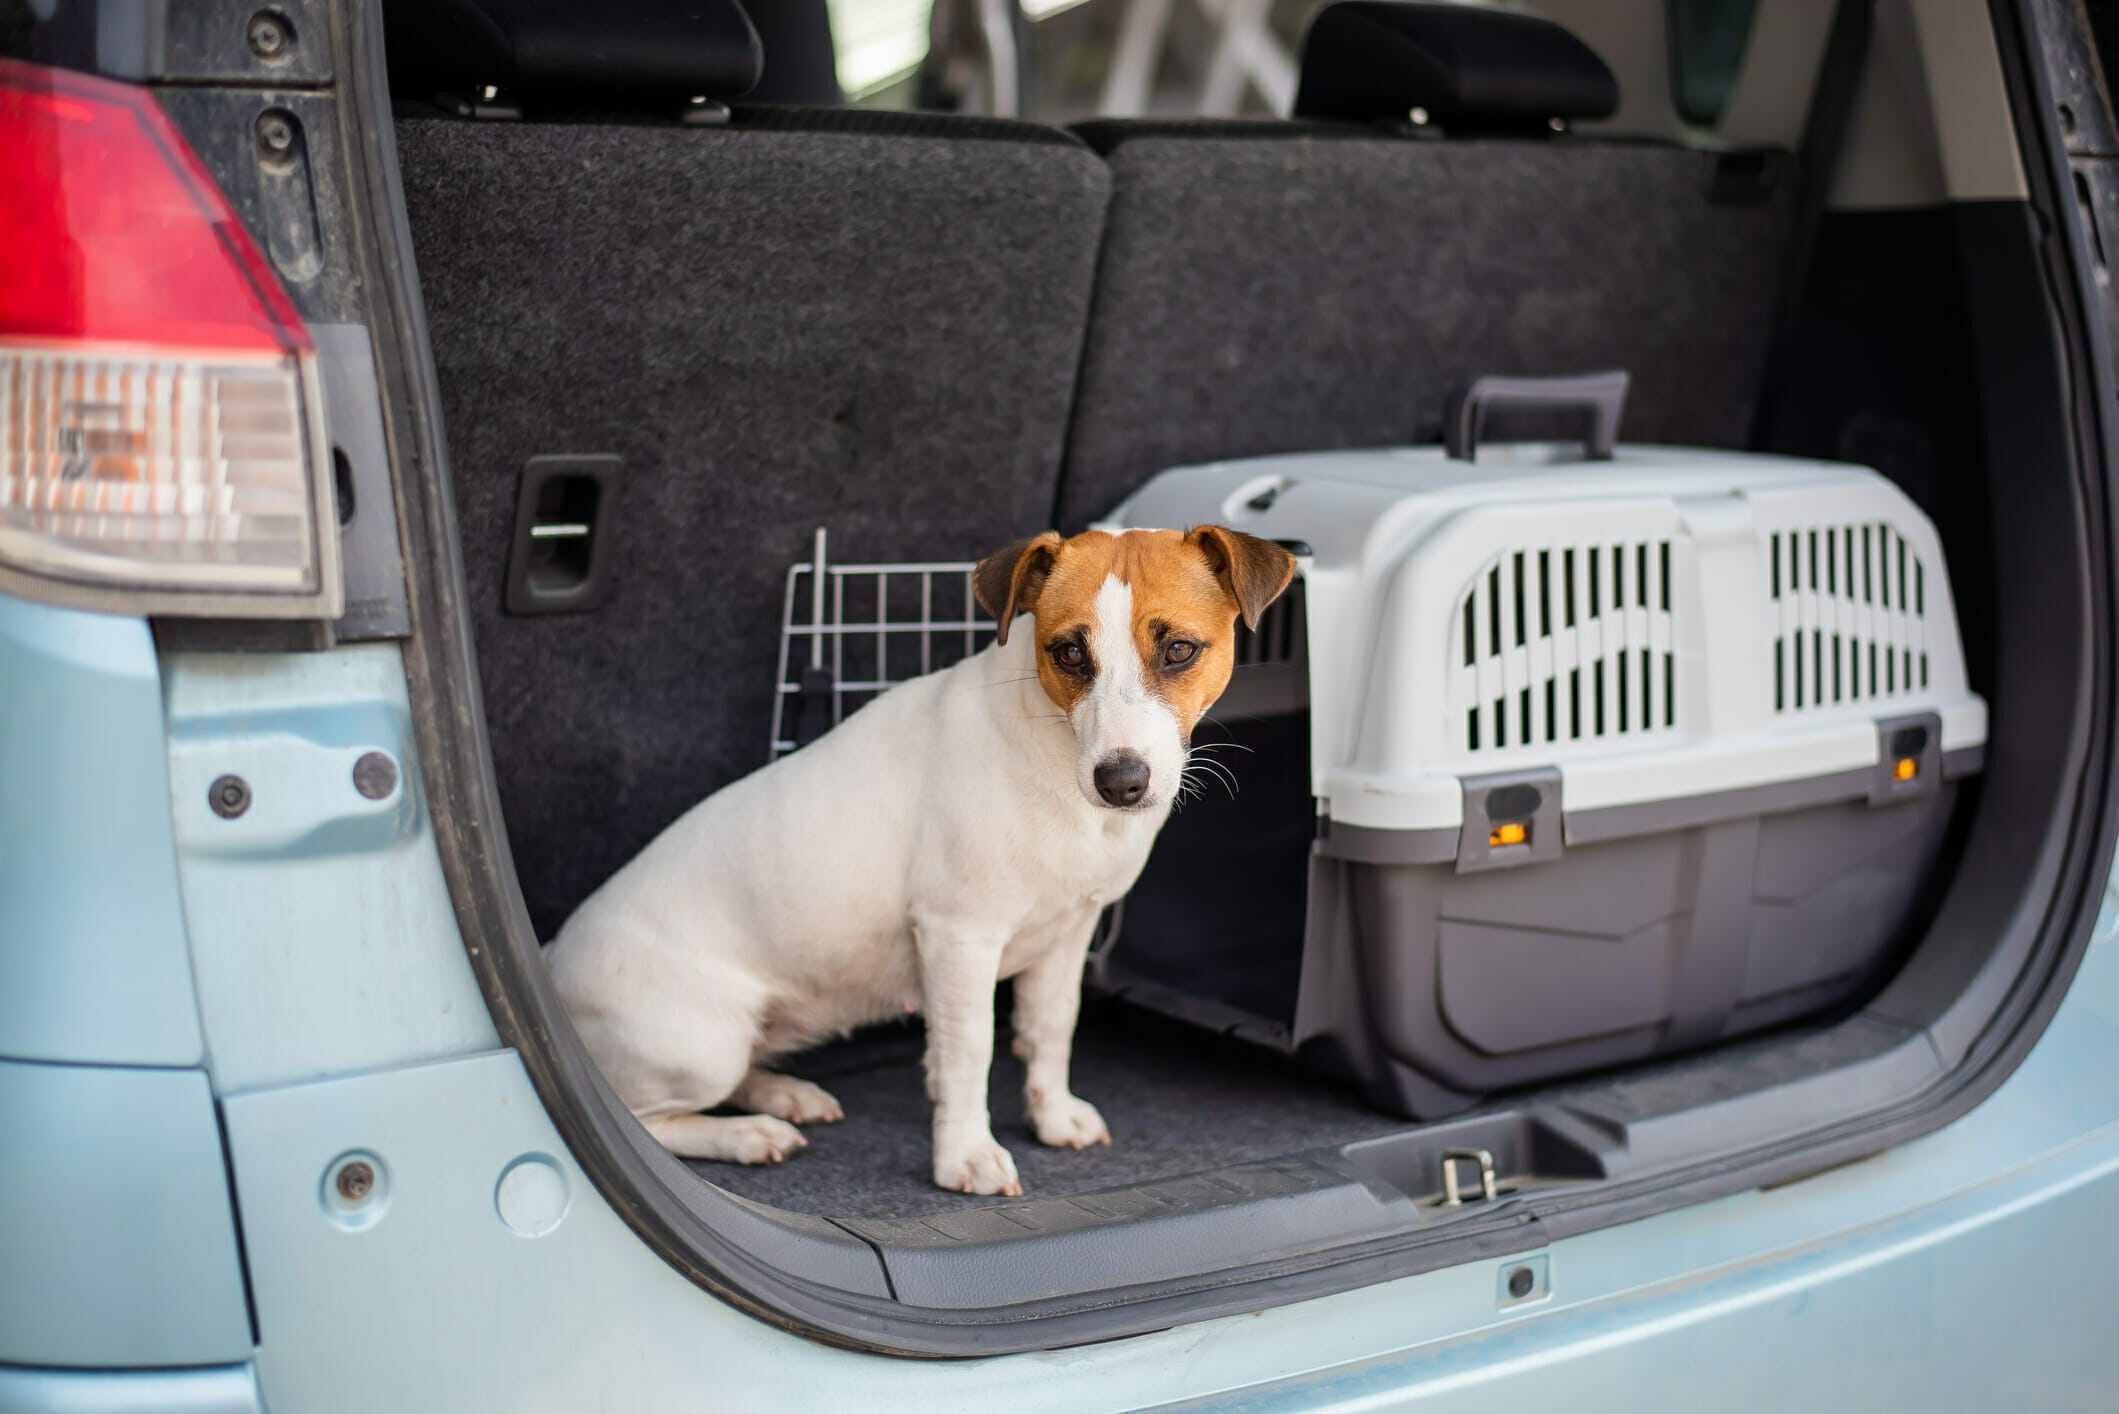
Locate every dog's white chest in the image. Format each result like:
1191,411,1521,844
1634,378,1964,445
1046,808,1163,908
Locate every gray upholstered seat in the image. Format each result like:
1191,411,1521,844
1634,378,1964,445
398,111,1110,933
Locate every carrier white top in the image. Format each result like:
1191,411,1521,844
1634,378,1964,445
1103,443,1987,833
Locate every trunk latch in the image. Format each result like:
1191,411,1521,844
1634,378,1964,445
1440,1147,1502,1205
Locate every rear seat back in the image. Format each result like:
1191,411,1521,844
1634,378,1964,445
1055,3,1795,528
397,109,1109,934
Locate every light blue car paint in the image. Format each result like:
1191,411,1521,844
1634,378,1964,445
5,590,2117,1409
0,1061,251,1369
0,596,203,1067
0,1363,265,1414
160,642,498,1094
0,598,248,1373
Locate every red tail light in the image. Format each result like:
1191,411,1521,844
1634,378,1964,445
0,57,339,615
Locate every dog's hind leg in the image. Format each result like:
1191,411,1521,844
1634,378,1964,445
640,1112,807,1163
611,971,810,1164
731,1069,844,1124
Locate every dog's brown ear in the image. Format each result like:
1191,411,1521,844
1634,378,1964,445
974,531,1064,645
1188,525,1298,630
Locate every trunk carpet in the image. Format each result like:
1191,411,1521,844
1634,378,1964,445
694,999,1408,1220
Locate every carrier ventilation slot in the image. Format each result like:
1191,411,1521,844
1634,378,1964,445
1454,541,1676,755
1767,523,1929,715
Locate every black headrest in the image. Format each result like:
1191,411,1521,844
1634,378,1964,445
383,0,761,107
1293,3,1618,132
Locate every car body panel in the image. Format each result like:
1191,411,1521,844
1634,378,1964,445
0,1363,265,1414
159,641,497,1094
0,597,203,1067
0,1059,251,1368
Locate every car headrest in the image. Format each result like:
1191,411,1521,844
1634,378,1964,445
382,0,761,108
1292,2,1618,133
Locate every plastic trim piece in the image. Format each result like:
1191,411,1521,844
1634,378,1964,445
503,455,623,616
317,323,412,640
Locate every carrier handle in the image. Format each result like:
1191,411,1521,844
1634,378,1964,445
1446,370,1630,463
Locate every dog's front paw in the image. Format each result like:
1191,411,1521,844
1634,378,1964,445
1031,1093,1111,1150
933,1131,1022,1196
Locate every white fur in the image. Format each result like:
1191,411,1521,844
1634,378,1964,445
546,620,1181,1196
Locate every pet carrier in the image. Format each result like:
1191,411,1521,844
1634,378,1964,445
1091,373,1987,1119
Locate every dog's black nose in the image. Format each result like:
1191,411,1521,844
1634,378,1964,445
1094,753,1151,807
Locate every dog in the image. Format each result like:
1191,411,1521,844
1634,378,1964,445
546,526,1297,1195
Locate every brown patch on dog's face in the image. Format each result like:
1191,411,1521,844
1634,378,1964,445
975,527,1297,809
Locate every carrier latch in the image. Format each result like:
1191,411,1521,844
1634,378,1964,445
1457,766,1564,874
1870,711,1943,806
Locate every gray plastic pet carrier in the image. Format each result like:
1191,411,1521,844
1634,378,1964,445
1090,376,1986,1119
764,378,1987,1120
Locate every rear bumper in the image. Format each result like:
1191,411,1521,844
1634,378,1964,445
48,876,2108,1411
1189,899,2119,1409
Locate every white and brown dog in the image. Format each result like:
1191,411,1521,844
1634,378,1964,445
547,526,1297,1195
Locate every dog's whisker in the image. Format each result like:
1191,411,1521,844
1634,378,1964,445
1180,760,1226,787
1184,752,1242,802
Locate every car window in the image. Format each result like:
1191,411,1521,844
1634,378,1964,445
1667,0,1760,127
840,0,1352,120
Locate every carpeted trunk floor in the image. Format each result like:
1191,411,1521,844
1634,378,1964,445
693,999,1409,1220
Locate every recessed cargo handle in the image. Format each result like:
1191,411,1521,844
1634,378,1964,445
1446,370,1631,463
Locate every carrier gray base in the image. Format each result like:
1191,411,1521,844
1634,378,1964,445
1102,757,1969,1122
1302,784,1959,1118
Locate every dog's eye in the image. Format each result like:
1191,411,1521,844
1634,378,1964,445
1053,642,1087,670
1164,640,1198,666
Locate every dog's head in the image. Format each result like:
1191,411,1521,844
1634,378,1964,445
974,527,1297,812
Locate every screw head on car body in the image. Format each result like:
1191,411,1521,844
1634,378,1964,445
336,1160,375,1202
353,751,399,800
208,774,251,818
322,1152,390,1229
256,111,295,156
246,11,293,61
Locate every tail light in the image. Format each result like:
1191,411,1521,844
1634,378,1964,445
0,57,340,617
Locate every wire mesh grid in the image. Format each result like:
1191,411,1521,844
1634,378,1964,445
769,530,998,760
768,531,1309,760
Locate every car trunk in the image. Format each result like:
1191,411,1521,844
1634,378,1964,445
374,0,2117,1355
